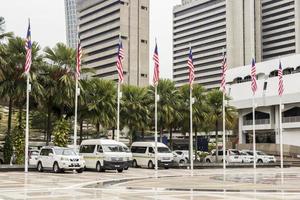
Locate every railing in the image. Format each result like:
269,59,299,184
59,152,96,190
283,116,300,123
243,119,270,126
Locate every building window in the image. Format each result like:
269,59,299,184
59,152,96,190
141,6,148,10
141,39,147,44
141,73,147,78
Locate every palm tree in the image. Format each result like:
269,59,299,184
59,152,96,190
121,85,151,143
84,78,116,134
0,36,42,135
150,79,181,147
206,89,237,162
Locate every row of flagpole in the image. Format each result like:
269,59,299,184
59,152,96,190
23,21,285,173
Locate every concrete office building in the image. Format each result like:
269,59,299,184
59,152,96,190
64,0,78,49
76,0,149,86
227,54,300,147
173,0,300,88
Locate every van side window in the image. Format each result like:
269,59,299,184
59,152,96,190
131,146,147,153
148,147,154,153
79,145,96,153
97,145,103,152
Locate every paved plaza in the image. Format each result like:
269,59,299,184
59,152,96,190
0,167,300,199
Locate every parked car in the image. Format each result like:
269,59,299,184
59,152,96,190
118,142,132,170
79,139,128,172
0,146,3,164
204,149,243,163
29,149,40,166
37,146,85,173
172,151,188,164
241,150,276,163
131,142,174,169
238,150,254,163
173,150,195,162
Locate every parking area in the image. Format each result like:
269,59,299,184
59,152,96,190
0,167,300,199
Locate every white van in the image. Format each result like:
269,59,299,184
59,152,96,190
79,139,129,172
118,142,133,170
131,142,174,169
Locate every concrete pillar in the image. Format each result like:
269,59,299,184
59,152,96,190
238,111,244,144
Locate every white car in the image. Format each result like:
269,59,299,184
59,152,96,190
172,151,188,164
29,149,40,166
131,142,174,169
241,150,276,163
173,150,195,162
37,146,85,173
204,150,243,163
238,151,254,163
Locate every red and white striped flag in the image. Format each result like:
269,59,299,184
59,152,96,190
251,58,257,94
153,42,159,86
188,47,195,87
116,40,125,83
76,41,82,78
220,53,227,93
24,21,32,74
278,61,284,96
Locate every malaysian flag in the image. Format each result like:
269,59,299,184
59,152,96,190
220,53,227,93
188,47,195,87
251,58,257,94
76,40,82,78
278,61,284,96
116,39,125,83
24,21,32,74
153,42,159,86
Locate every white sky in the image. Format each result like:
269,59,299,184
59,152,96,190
0,0,181,80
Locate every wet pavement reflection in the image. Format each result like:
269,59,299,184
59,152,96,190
0,168,299,199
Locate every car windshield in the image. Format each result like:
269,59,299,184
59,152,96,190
240,152,248,155
55,149,77,156
158,147,171,153
257,151,266,155
102,145,124,152
122,146,131,153
175,151,183,155
230,150,240,155
246,151,253,156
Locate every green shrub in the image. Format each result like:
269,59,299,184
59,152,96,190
3,134,13,164
12,125,25,165
53,118,70,147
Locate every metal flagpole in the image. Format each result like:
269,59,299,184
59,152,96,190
190,86,194,174
154,85,158,171
222,92,226,169
252,94,256,169
74,77,79,147
117,82,121,142
25,74,30,173
222,48,226,170
279,98,283,168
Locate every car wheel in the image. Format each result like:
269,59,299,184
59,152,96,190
148,160,154,169
179,159,185,164
76,168,84,173
257,159,263,164
124,166,129,170
96,162,105,172
37,162,43,172
132,159,138,168
117,169,123,173
53,162,61,173
206,159,211,163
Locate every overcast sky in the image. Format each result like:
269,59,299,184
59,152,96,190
0,0,181,80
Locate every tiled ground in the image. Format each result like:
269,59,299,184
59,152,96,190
0,168,299,199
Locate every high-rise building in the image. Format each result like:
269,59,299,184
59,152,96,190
76,0,149,86
173,0,300,89
64,0,78,49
